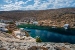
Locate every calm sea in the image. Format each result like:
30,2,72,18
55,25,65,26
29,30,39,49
24,28,75,44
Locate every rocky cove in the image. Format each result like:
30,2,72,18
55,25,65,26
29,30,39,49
24,28,75,43
0,7,75,50
0,23,75,50
18,24,75,43
0,28,75,50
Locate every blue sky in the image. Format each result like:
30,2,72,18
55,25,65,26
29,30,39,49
0,0,75,11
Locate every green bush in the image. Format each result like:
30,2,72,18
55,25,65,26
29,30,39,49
9,22,14,24
6,30,12,34
36,37,42,42
25,31,30,37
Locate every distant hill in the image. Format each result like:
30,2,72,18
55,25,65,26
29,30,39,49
0,8,75,27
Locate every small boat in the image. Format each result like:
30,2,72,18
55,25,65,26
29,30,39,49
20,28,24,30
52,26,56,28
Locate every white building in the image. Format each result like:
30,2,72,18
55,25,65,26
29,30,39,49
33,21,38,25
63,24,70,29
0,23,8,32
15,21,27,26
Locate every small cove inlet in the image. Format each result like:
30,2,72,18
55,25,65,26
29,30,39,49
18,24,75,44
24,28,75,44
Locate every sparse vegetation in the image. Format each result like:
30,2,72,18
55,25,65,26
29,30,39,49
0,8,75,28
6,30,12,34
9,22,14,24
25,31,30,37
36,37,42,42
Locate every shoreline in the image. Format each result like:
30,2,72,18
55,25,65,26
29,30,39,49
17,24,75,36
17,24,75,32
0,30,75,50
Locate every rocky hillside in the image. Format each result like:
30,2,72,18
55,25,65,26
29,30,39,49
0,8,75,27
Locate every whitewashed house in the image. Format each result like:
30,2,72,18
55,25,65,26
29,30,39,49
32,21,38,25
0,23,8,32
15,21,27,26
63,24,70,29
15,22,20,26
0,19,13,23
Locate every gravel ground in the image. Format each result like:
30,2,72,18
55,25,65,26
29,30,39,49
0,40,75,50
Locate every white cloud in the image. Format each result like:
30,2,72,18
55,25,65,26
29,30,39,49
52,0,75,8
24,0,75,10
37,2,49,10
24,0,32,4
1,0,33,11
15,1,24,5
1,4,20,11
4,0,12,3
1,1,25,11
0,0,75,11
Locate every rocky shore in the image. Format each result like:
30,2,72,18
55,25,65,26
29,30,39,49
0,40,75,50
0,31,75,50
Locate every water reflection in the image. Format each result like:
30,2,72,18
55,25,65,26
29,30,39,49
24,28,75,44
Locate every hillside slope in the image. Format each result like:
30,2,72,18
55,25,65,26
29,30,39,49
0,8,75,27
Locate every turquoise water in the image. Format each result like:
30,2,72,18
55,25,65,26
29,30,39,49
24,28,75,44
